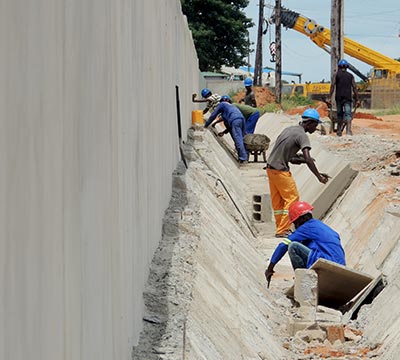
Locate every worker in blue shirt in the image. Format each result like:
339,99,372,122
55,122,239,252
204,95,248,163
264,201,345,288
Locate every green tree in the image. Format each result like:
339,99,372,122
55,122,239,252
181,0,253,71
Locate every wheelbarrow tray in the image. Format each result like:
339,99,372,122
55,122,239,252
244,134,271,162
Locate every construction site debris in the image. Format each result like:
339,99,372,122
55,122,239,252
285,101,329,118
354,112,382,120
233,86,277,107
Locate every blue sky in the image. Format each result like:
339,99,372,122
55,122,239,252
245,0,400,82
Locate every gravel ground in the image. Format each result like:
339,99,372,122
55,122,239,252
318,117,400,203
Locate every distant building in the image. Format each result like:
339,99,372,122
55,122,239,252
201,71,229,81
220,65,302,87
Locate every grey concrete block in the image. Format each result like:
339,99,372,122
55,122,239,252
294,269,318,308
252,194,273,222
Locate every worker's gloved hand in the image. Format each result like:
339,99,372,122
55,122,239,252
355,100,361,108
192,93,197,101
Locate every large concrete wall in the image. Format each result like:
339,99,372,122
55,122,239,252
0,1,199,359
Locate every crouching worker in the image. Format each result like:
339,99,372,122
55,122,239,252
204,95,248,163
264,201,345,288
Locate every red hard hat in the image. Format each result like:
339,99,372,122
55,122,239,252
289,201,314,223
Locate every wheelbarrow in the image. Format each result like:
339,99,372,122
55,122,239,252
244,134,271,162
326,101,359,134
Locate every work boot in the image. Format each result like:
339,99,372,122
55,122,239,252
336,120,343,136
346,120,353,135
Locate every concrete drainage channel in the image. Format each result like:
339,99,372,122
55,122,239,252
133,114,400,359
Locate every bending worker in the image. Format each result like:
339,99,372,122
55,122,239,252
265,109,329,238
212,96,261,135
204,95,248,163
265,201,346,288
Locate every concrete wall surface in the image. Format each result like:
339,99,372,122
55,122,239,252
0,1,199,359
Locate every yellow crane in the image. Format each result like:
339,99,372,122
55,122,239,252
272,7,400,108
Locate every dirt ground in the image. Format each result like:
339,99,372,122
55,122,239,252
287,103,400,140
353,114,400,140
318,114,400,207
233,86,277,105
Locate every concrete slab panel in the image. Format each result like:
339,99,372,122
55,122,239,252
342,274,384,322
287,259,375,309
310,259,375,309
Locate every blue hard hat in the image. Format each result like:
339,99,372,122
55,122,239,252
244,77,253,87
201,88,212,98
301,108,321,123
338,59,349,67
220,95,231,102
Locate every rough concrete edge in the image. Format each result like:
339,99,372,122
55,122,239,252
132,141,202,360
313,164,358,220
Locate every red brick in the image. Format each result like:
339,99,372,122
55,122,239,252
326,325,345,343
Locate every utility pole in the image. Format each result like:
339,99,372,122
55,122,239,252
254,0,264,86
330,0,343,84
247,32,251,73
274,0,282,103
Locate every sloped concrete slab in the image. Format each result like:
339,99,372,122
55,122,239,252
342,274,384,322
311,162,357,219
287,259,375,309
311,259,375,309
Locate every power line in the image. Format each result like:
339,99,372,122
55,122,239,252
345,33,399,39
346,8,400,18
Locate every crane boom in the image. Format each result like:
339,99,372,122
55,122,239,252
273,7,400,75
